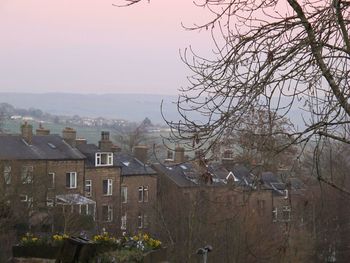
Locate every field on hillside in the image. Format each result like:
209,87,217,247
3,119,171,147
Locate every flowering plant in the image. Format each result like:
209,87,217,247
93,232,120,246
19,233,43,246
52,234,69,246
130,233,162,251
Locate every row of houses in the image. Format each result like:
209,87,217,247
0,123,308,261
0,123,157,235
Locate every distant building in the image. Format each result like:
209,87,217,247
77,133,158,235
0,123,92,233
0,124,159,236
152,147,274,262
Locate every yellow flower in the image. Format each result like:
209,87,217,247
143,234,149,241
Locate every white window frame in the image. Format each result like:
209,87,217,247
143,186,149,202
103,179,113,196
121,213,127,230
85,180,92,197
121,186,128,203
66,172,77,189
102,205,113,222
138,186,149,203
85,204,91,216
21,165,33,184
272,207,278,222
143,214,148,228
46,198,54,207
138,213,143,229
20,194,28,202
3,165,11,185
48,172,55,189
95,152,113,167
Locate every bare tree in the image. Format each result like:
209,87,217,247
120,0,350,184
219,108,298,171
124,1,349,144
114,118,154,153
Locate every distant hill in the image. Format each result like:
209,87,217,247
0,93,180,124
0,92,307,129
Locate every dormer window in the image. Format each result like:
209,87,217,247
95,152,113,167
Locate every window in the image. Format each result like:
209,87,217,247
3,166,11,185
95,152,113,166
20,195,33,208
272,207,278,222
143,214,149,228
20,194,28,202
282,206,291,222
257,199,265,216
85,204,93,216
102,205,113,222
138,186,149,202
66,172,77,188
103,179,113,196
121,213,127,230
21,166,33,184
138,213,143,229
46,198,54,207
48,173,55,189
85,180,92,197
121,186,127,203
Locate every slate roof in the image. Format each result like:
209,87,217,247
0,134,85,160
261,171,305,195
153,163,199,187
77,143,156,176
76,144,101,167
154,162,236,188
115,153,156,176
231,165,256,187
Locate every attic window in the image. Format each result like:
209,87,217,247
48,143,56,149
96,152,113,167
122,162,130,167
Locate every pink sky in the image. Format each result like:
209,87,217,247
0,0,213,94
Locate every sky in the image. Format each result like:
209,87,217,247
0,0,213,95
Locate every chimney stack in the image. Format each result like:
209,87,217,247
36,123,50,136
174,146,185,163
133,145,148,163
75,138,87,146
98,131,113,151
62,127,77,147
21,122,33,145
